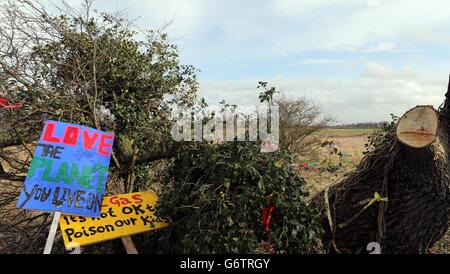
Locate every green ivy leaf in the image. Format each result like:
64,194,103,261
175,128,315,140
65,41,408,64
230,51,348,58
227,216,235,226
274,160,283,168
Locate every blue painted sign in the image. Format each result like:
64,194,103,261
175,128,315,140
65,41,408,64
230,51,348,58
16,120,114,217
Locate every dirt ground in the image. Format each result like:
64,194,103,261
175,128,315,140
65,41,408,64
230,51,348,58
300,133,450,254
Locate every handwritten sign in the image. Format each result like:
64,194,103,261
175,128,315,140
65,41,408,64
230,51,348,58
16,120,114,217
59,191,170,248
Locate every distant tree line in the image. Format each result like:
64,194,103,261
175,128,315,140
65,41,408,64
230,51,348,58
329,122,387,129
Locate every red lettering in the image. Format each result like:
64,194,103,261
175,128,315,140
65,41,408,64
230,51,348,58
109,196,135,207
132,194,143,204
119,198,132,205
41,121,113,155
82,130,99,150
98,134,114,156
62,126,79,146
110,196,120,207
42,122,60,143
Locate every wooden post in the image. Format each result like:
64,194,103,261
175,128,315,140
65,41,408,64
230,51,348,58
43,211,61,254
121,236,138,254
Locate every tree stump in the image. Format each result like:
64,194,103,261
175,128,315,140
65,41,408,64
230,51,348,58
313,77,450,254
396,106,438,148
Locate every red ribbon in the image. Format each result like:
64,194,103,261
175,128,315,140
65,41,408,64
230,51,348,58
261,204,275,234
0,98,23,109
298,162,308,168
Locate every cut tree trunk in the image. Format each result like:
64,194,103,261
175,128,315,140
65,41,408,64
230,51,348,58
396,106,439,148
313,76,450,254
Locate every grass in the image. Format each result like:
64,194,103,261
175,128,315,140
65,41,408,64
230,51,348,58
301,134,367,194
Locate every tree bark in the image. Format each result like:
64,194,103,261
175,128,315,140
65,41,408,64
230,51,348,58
313,75,450,254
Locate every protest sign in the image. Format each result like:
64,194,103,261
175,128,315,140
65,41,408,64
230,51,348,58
16,120,114,217
59,191,170,248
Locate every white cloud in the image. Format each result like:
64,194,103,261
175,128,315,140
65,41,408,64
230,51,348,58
269,0,450,53
360,62,417,79
366,0,381,8
294,58,343,66
87,0,450,61
271,0,360,17
199,65,447,123
83,0,450,124
93,0,216,38
361,42,396,53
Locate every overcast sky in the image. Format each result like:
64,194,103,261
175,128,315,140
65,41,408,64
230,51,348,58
74,0,450,123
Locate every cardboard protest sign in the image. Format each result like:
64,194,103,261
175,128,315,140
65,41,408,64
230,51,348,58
59,191,170,247
16,120,114,217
